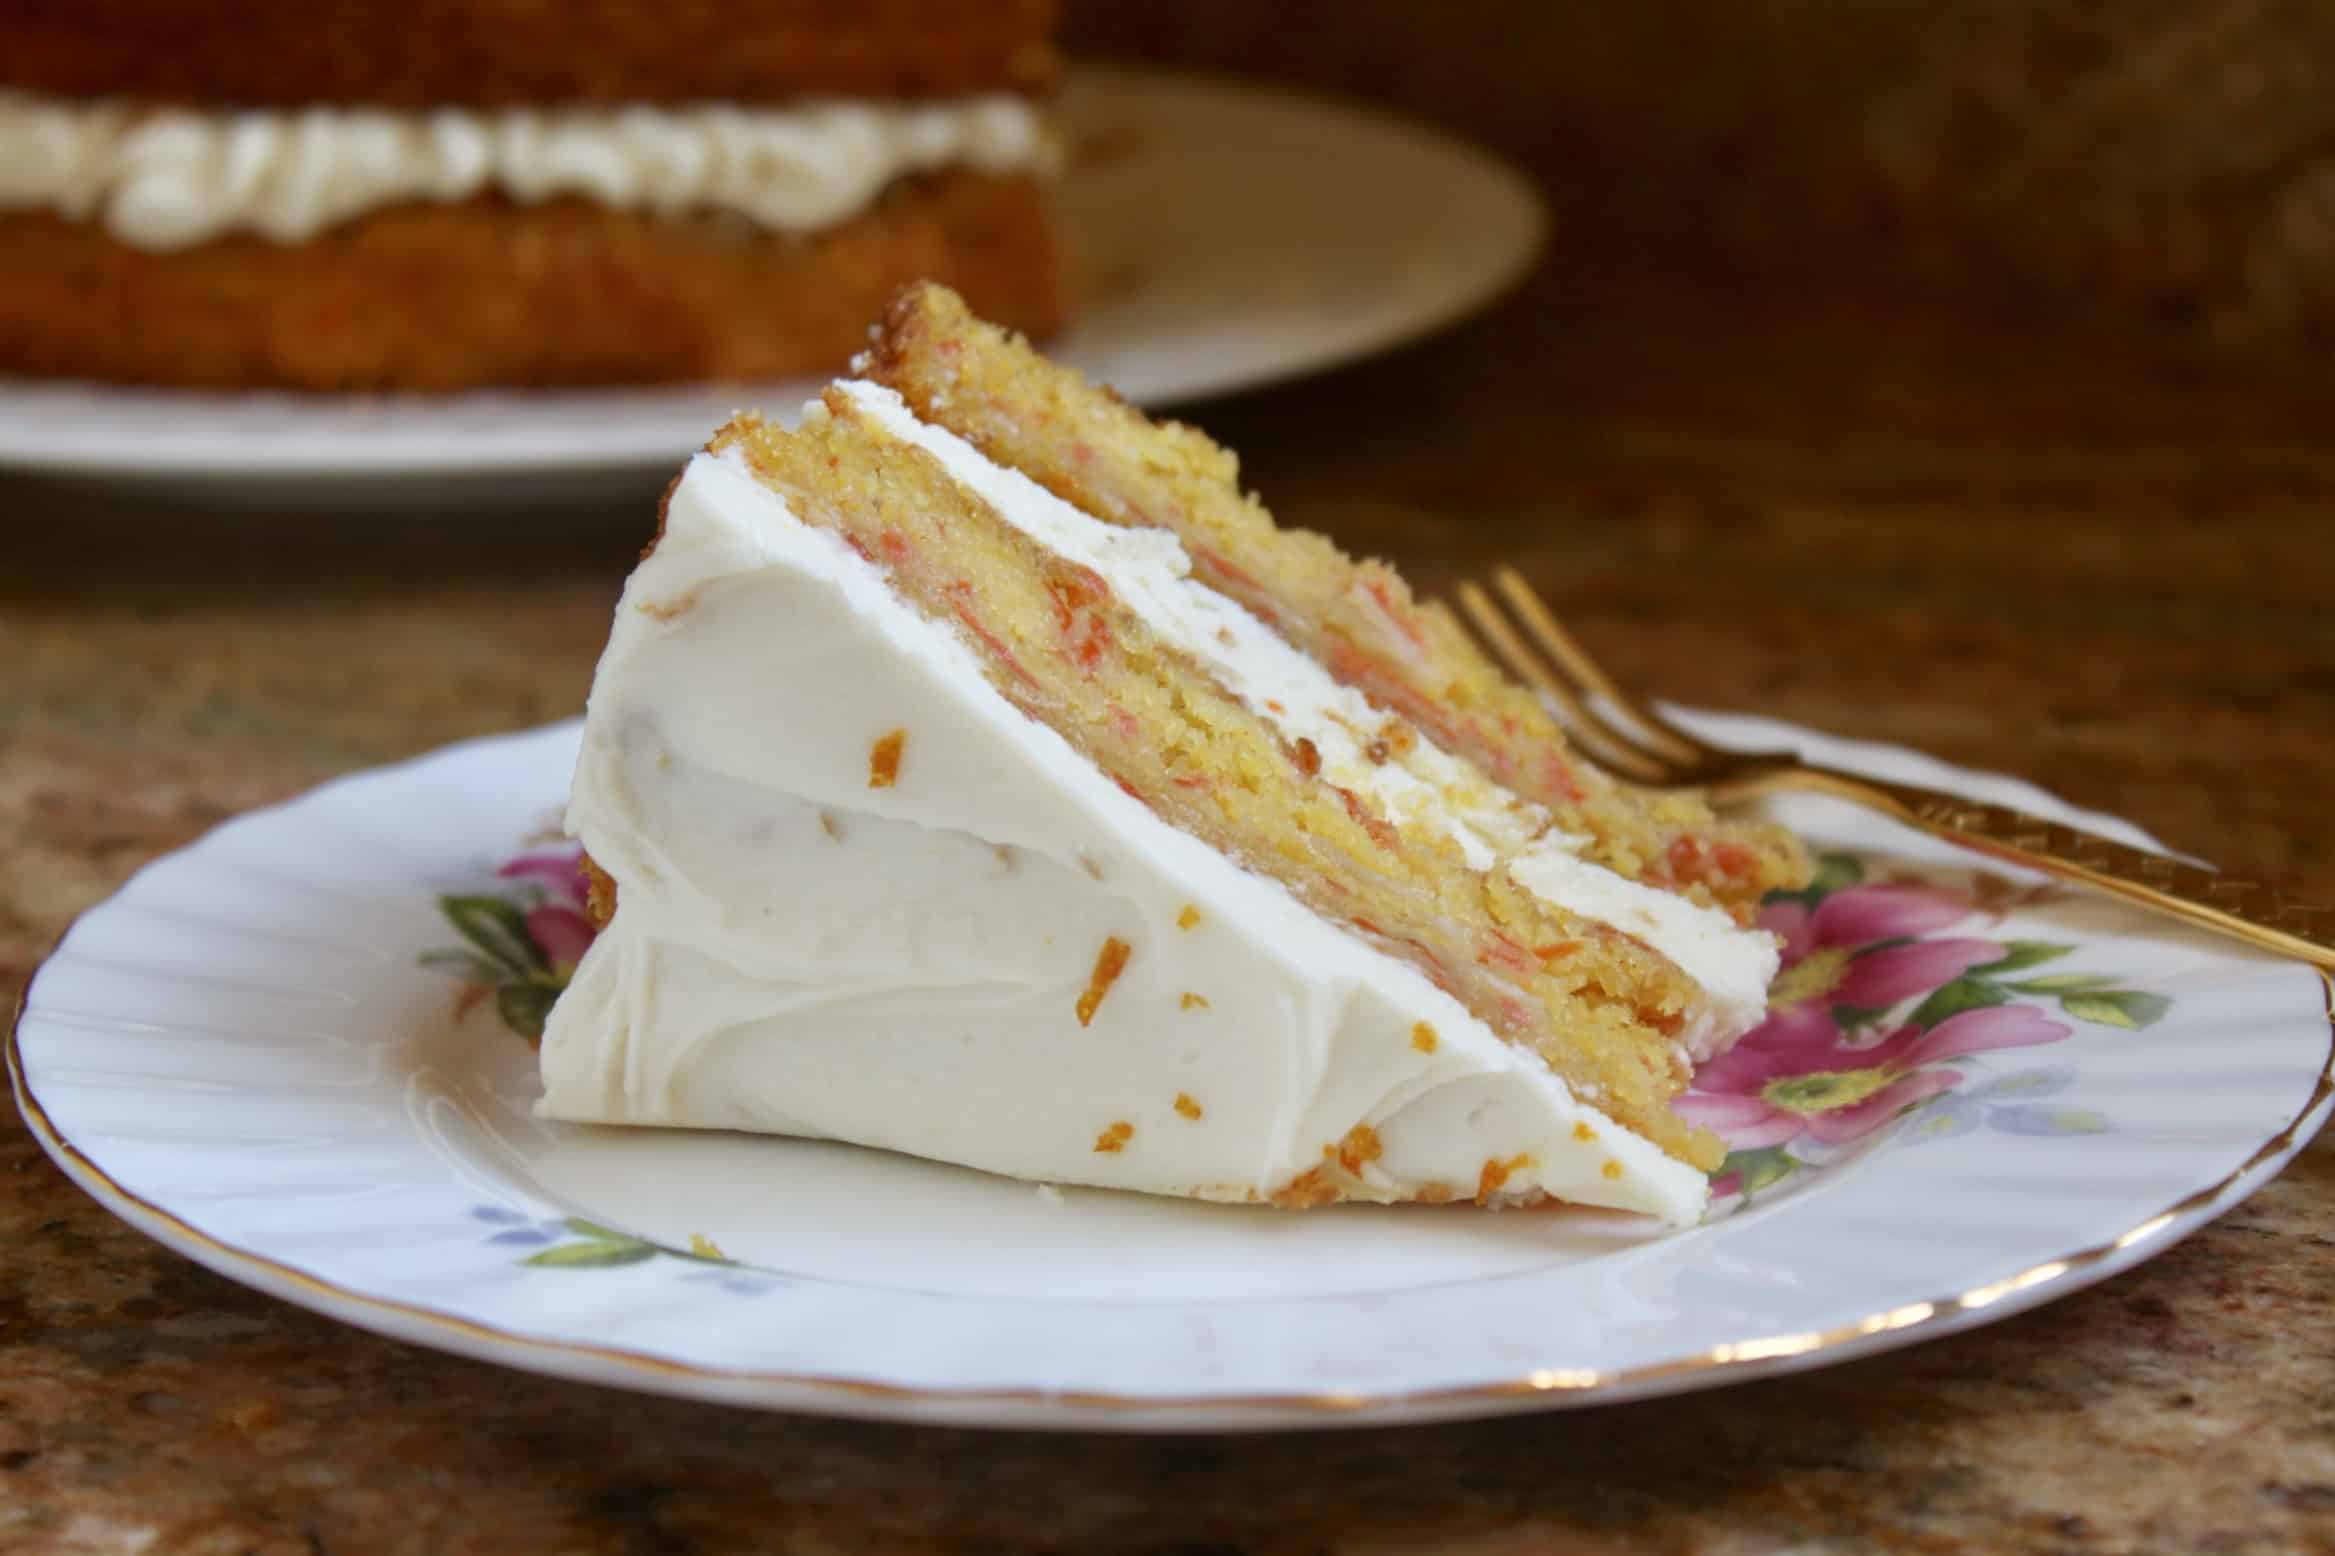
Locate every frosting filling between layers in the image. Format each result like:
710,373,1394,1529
0,90,1048,251
541,446,1719,1224
833,381,1779,1059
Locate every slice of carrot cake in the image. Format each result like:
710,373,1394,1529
538,292,1809,1225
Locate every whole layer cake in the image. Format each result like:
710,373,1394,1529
0,1,1069,388
542,287,1810,1225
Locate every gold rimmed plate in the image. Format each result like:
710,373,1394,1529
11,713,2330,1431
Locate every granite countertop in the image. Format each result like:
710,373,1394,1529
5,259,2333,1553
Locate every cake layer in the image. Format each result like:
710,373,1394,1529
541,444,1713,1224
860,284,1810,922
840,379,1776,1066
0,91,1048,251
0,0,1058,106
716,389,1781,1169
0,172,1066,389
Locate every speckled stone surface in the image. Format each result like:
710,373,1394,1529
6,252,2335,1551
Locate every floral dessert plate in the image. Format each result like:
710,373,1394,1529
11,712,2331,1432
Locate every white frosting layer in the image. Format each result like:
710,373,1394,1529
539,444,1716,1224
0,90,1047,251
837,381,1778,1055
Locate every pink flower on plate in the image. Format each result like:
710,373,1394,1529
498,848,591,907
1762,882,2003,1013
498,847,598,971
525,904,597,973
1676,1003,2070,1150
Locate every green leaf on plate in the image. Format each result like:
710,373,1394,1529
1908,976,2010,1030
2005,972,2123,994
522,1241,656,1269
1971,941,2074,976
1719,1145,1797,1197
2060,991,2173,1030
1830,1003,1893,1033
1809,853,1866,894
439,895,546,975
418,948,503,983
563,1218,636,1242
496,982,559,1041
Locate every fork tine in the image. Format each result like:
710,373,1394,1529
1454,581,1674,783
1491,568,1708,765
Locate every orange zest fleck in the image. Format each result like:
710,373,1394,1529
867,729,906,789
1173,1093,1203,1121
1411,1021,1438,1053
1270,1167,1339,1209
1475,1152,1538,1204
1335,1124,1383,1174
1093,1121,1134,1154
1075,937,1133,1028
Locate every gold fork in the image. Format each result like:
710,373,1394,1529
1455,567,2335,970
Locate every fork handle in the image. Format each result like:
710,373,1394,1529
1768,766,2335,969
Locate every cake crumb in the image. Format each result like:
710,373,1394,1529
1035,1183,1065,1207
1180,992,1209,1010
1173,1092,1203,1120
1093,1120,1134,1153
688,1233,727,1261
1411,1021,1438,1053
1601,1160,1624,1180
1176,904,1202,930
1291,736,1322,776
1416,1182,1455,1205
1076,937,1132,1027
867,728,906,788
819,810,844,841
1573,1121,1597,1143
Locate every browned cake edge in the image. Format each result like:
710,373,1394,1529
0,173,1067,390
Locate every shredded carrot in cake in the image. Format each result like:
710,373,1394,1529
1173,1093,1203,1120
1093,1121,1134,1153
1075,936,1132,1027
867,728,906,788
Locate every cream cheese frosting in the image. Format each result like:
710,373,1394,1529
0,90,1047,251
538,395,1785,1225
